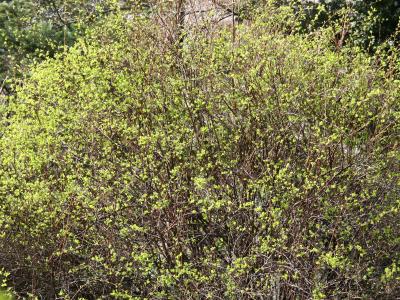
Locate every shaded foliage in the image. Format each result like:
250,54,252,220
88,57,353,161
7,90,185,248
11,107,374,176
296,0,400,49
0,0,119,92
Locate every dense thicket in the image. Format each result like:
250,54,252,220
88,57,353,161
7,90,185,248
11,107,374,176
0,1,399,299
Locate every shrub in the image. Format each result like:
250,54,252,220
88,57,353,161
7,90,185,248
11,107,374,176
0,4,399,299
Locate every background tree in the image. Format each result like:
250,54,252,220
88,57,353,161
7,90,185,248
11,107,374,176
0,0,119,93
297,0,400,49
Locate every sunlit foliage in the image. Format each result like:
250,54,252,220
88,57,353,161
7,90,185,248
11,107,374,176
0,1,399,299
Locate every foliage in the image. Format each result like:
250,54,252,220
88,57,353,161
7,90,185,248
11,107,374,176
0,0,119,92
0,292,12,300
0,2,399,299
291,0,400,50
